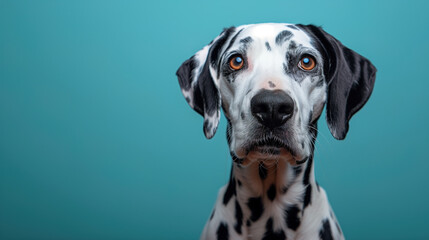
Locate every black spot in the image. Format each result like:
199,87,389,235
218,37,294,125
265,42,271,51
241,112,245,120
288,40,297,50
268,81,276,88
319,219,333,240
303,157,313,185
285,204,301,230
259,163,267,180
247,197,264,222
246,220,251,226
237,180,242,187
262,218,286,240
287,25,298,30
283,62,290,75
301,141,304,149
210,208,216,220
239,36,253,50
185,96,191,103
303,184,312,209
267,184,276,201
223,178,236,205
234,200,243,234
316,181,320,192
217,222,229,240
276,30,293,45
301,157,315,210
281,186,288,194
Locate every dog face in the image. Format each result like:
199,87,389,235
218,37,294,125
177,23,376,166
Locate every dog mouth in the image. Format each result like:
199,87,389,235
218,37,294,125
235,134,308,164
247,137,293,155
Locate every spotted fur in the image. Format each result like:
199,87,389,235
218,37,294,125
177,23,376,240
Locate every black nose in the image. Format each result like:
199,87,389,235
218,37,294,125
250,89,295,129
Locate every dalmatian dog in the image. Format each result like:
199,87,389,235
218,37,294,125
176,23,376,240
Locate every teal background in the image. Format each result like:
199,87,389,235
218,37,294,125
1,0,428,239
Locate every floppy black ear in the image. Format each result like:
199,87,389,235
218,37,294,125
176,27,236,139
298,24,377,140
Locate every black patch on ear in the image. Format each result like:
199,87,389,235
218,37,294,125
234,200,243,234
217,222,229,240
210,27,236,67
319,219,333,240
223,28,244,59
267,184,276,201
276,30,293,45
265,42,272,51
297,24,376,140
247,197,264,222
176,57,203,115
285,204,301,230
223,177,236,205
177,27,236,139
262,218,286,240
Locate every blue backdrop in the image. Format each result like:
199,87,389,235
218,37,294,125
1,0,428,239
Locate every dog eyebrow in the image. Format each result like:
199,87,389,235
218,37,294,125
240,36,253,44
276,30,293,45
239,37,253,50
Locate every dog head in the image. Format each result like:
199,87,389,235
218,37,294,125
177,23,376,165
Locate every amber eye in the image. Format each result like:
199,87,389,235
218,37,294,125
299,55,316,71
229,55,244,70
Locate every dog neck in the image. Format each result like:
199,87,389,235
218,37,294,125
228,154,316,211
225,122,319,225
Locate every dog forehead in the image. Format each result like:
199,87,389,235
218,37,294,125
237,23,313,47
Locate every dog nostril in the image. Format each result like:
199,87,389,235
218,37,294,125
251,89,295,128
278,101,294,121
278,104,293,115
